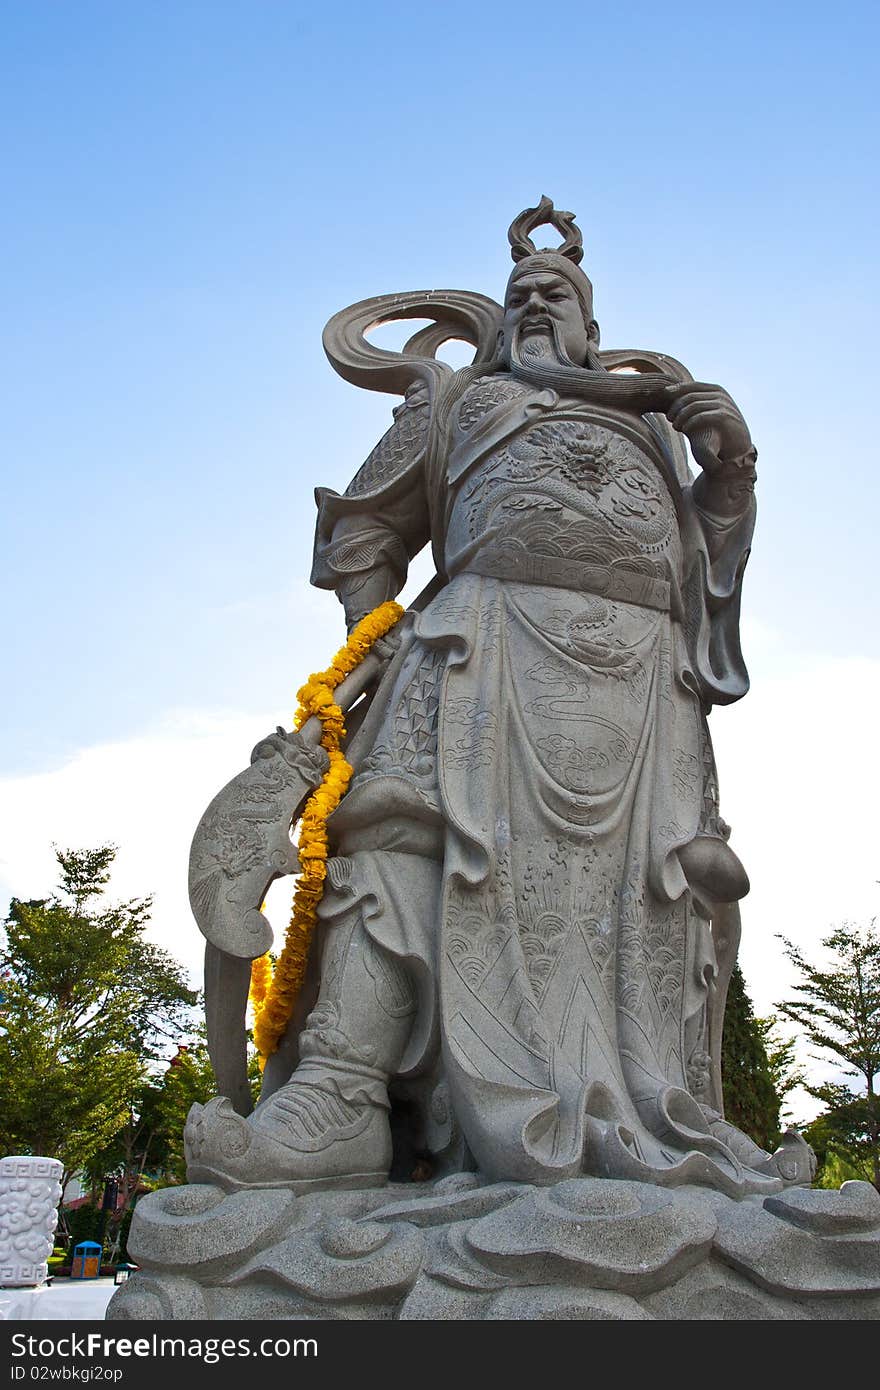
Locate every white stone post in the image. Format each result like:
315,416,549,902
0,1155,64,1287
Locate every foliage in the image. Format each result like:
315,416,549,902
58,1193,137,1262
801,1087,879,1189
59,1202,102,1250
115,1203,136,1262
803,1141,872,1192
776,921,880,1190
754,1015,804,1128
0,846,198,1184
82,1023,265,1255
78,1028,262,1243
83,1034,219,1198
151,1039,220,1183
80,1079,166,1215
721,964,784,1151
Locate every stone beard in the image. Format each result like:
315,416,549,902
183,201,813,1199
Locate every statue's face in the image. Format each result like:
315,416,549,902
501,270,590,365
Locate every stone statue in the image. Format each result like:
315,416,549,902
110,202,880,1323
184,198,807,1196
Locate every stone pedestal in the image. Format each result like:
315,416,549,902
0,1155,64,1289
107,1174,880,1321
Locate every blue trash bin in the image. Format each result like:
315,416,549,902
71,1240,102,1279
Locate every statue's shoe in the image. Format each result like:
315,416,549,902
184,1087,392,1192
703,1108,816,1187
759,1128,818,1186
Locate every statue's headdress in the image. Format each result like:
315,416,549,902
506,196,594,320
323,194,688,408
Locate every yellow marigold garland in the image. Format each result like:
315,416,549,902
250,601,404,1065
248,944,272,1028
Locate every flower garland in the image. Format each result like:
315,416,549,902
248,946,272,1016
249,600,405,1065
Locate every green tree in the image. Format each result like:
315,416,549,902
755,1014,804,1128
83,1033,219,1201
721,963,784,1151
0,845,197,1186
149,1038,220,1183
79,1076,168,1215
77,1028,263,1251
776,922,880,1191
801,1086,879,1189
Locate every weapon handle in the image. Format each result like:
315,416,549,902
298,651,385,747
205,943,253,1116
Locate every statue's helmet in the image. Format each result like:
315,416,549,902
505,196,594,322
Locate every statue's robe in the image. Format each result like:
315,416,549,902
308,369,767,1194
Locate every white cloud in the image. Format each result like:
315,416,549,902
0,707,296,988
712,648,880,1012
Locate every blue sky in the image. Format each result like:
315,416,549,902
2,2,878,1080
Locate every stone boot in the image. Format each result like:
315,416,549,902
185,912,417,1191
701,1108,817,1187
184,1065,393,1192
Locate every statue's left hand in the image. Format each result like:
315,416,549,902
664,382,754,472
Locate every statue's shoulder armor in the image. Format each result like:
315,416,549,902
344,394,431,499
455,374,533,433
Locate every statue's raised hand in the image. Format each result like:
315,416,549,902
664,381,754,473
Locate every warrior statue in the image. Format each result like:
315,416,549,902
185,198,812,1197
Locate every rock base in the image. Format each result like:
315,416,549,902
107,1174,880,1321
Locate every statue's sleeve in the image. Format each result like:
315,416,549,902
651,415,757,709
684,483,756,707
310,394,432,628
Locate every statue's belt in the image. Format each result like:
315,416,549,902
456,546,671,612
